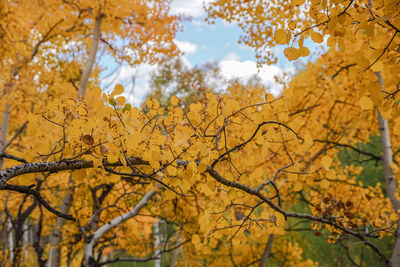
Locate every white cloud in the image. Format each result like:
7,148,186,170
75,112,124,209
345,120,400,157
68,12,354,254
170,0,211,18
223,52,241,61
191,19,207,28
101,58,290,106
219,59,286,96
101,63,158,106
174,40,198,54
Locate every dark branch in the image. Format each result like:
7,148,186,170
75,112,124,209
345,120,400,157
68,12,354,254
2,184,75,221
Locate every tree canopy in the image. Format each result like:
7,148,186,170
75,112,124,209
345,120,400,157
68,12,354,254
0,0,400,266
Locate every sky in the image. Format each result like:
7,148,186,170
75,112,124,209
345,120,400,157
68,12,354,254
100,0,314,106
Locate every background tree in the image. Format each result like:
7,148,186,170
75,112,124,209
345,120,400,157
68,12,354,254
1,0,400,266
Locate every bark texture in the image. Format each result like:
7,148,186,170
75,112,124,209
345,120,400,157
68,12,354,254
78,15,102,100
258,234,274,267
375,72,400,267
46,190,73,267
0,105,10,170
83,190,156,266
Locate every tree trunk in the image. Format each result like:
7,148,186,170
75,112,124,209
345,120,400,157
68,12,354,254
170,231,182,267
46,190,73,267
83,190,156,266
47,13,102,266
154,220,162,267
11,222,24,267
258,234,274,267
8,220,13,263
0,105,10,170
78,14,102,100
375,72,400,266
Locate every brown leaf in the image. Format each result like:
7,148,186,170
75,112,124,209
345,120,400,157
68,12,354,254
235,211,245,220
345,200,354,209
322,197,330,204
314,231,322,237
100,144,109,154
82,135,94,146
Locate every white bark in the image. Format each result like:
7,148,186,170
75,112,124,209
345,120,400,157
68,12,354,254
8,220,13,262
377,110,400,211
170,231,181,267
46,189,73,267
47,13,102,266
0,157,147,185
83,190,157,266
22,221,28,262
154,221,162,267
375,72,400,266
0,105,10,170
78,15,102,100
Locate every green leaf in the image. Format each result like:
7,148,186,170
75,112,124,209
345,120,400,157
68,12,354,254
122,103,132,112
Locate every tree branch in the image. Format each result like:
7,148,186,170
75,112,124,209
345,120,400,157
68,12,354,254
2,184,75,221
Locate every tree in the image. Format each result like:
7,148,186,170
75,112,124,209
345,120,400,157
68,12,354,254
0,0,181,266
206,0,400,265
146,57,223,110
1,0,400,266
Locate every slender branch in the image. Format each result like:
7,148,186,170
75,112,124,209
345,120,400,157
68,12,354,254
314,140,381,160
3,121,28,151
0,153,28,163
2,184,75,221
206,167,389,265
212,121,301,168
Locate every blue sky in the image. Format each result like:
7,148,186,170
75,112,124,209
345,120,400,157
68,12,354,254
175,20,256,65
101,0,319,105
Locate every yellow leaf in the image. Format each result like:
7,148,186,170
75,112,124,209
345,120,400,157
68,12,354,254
170,95,180,106
311,32,323,43
394,118,400,135
192,234,201,245
199,213,210,229
303,133,313,147
232,238,240,247
359,96,374,110
284,47,300,61
72,169,86,181
371,61,383,72
292,0,305,5
390,213,398,222
113,84,124,95
150,159,160,169
293,182,302,192
198,162,207,173
164,189,176,200
320,179,329,189
327,37,336,47
108,152,119,163
321,156,332,169
119,154,127,166
116,96,126,106
108,175,120,183
299,46,310,57
289,21,296,30
274,29,287,44
326,169,336,179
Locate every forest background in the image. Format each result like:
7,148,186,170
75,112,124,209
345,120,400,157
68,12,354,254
0,0,400,266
